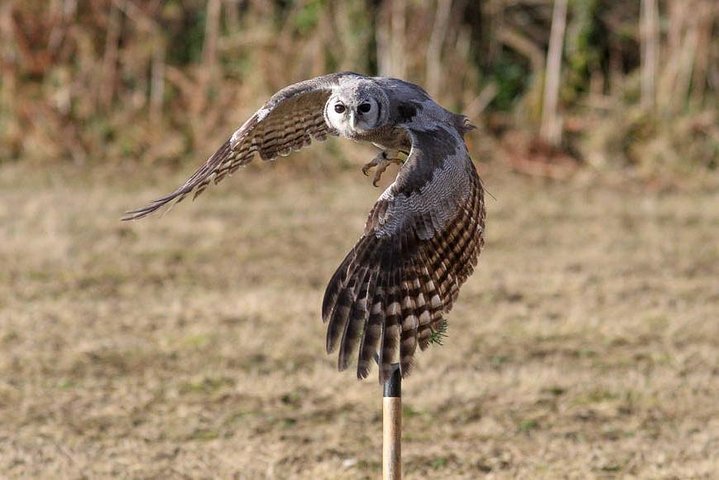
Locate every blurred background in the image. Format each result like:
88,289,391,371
1,1,718,479
2,0,717,176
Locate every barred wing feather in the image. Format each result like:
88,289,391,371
322,126,485,383
123,72,361,220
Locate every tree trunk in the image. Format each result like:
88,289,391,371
640,0,659,110
540,0,568,146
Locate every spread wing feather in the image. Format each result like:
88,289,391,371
322,127,486,383
123,72,362,221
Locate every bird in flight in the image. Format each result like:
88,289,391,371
124,72,486,383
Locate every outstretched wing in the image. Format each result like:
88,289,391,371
322,125,485,383
123,71,362,220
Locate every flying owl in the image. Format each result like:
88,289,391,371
124,72,486,383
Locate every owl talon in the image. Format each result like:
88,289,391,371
362,151,403,187
372,167,388,187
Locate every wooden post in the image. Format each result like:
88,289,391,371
383,365,401,480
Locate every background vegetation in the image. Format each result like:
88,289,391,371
1,0,717,178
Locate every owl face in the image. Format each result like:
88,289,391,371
325,84,389,136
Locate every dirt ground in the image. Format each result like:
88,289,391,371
1,155,718,479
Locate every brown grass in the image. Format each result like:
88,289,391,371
1,154,718,479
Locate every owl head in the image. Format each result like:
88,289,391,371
325,82,390,136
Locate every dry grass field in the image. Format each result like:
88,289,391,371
1,153,718,479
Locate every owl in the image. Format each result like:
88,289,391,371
125,72,486,383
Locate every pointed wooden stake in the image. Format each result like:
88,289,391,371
383,365,401,480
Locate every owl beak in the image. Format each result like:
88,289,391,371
348,111,358,129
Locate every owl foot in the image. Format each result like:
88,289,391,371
362,151,403,187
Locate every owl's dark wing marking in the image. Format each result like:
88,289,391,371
322,126,486,383
123,71,362,220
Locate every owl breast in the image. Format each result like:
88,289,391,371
354,125,411,153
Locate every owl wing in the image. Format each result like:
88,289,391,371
322,125,486,383
123,71,362,220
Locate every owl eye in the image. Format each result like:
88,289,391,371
334,104,346,114
358,103,372,114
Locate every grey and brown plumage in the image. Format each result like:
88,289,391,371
124,72,486,383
